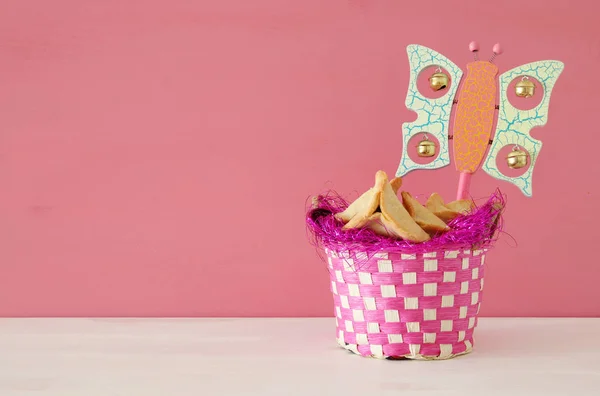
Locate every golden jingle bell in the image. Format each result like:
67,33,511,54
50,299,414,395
506,149,528,169
417,139,436,157
515,78,536,98
429,72,449,91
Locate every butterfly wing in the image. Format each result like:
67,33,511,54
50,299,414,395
395,45,463,177
482,61,564,197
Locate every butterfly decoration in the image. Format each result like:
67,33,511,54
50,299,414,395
395,42,564,199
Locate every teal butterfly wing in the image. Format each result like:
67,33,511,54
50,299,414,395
395,45,463,177
483,61,564,197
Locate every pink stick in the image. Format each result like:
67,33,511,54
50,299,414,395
456,172,472,200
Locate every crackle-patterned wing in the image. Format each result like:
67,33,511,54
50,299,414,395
482,61,564,197
395,45,463,177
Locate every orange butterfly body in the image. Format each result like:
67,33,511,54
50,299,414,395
453,61,498,174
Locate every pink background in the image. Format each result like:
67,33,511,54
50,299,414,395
1,0,598,317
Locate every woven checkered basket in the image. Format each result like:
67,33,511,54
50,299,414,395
326,247,486,360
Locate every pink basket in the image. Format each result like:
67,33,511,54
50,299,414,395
326,247,487,360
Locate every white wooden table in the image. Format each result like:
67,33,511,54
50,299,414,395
0,318,599,395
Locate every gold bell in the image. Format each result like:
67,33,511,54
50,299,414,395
429,69,449,91
515,77,536,98
417,136,436,157
506,147,528,169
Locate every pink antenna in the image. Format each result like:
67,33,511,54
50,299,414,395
469,41,480,61
489,43,503,63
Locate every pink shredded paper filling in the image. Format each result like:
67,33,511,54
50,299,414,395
306,189,505,256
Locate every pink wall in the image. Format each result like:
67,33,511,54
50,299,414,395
1,0,598,317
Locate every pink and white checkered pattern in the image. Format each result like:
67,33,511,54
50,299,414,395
326,248,486,360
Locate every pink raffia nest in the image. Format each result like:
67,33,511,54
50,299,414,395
306,189,505,257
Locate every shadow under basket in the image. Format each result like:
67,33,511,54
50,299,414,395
326,247,487,360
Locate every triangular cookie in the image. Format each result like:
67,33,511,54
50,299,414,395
425,193,461,223
365,212,394,237
335,170,387,228
401,191,449,234
380,182,430,242
425,193,474,223
446,199,474,214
